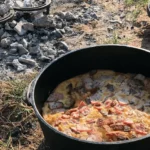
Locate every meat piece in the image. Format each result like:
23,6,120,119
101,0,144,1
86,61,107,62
62,114,70,119
83,77,93,91
104,99,113,108
65,108,78,115
76,125,92,133
134,123,148,135
79,106,90,116
123,119,134,125
70,127,80,134
78,101,87,109
106,131,128,141
71,111,80,119
103,125,111,132
48,102,64,110
86,119,96,124
106,84,114,92
91,101,101,106
97,118,104,127
87,133,102,142
110,124,124,131
47,93,64,102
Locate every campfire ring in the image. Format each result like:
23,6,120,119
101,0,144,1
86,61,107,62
0,9,15,24
13,0,52,15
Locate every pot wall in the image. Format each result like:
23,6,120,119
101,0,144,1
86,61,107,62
32,45,150,150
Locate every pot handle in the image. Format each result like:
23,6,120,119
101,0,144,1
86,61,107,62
26,79,35,106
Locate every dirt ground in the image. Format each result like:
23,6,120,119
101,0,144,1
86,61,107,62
1,0,150,150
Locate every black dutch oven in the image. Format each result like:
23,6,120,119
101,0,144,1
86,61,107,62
30,45,150,150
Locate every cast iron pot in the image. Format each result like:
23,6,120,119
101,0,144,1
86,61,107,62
31,45,150,150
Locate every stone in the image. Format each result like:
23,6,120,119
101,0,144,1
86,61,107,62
58,50,66,55
65,12,76,21
0,4,10,16
10,42,19,48
9,48,17,54
41,36,48,40
9,20,17,28
29,45,40,55
22,22,34,31
1,32,11,39
39,55,51,62
1,38,11,48
55,12,66,19
56,41,69,51
5,22,12,30
27,33,32,40
14,34,22,41
12,59,27,72
0,28,4,38
17,44,28,55
14,21,27,36
33,16,56,28
15,1,24,7
51,29,63,39
19,57,37,66
22,39,28,48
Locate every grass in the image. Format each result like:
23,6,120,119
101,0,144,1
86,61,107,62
125,0,148,6
0,72,43,150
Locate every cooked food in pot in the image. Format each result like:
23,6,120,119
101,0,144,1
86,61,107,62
42,70,150,142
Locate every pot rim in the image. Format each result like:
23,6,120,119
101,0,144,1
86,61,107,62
32,44,150,145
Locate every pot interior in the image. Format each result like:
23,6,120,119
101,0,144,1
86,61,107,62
33,45,150,116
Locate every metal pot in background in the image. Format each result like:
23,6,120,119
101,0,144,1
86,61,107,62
29,45,150,150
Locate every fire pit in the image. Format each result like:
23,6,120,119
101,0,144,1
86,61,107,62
13,0,52,15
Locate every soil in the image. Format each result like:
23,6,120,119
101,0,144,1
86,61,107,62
1,0,150,150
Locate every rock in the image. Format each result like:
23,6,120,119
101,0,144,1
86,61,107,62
15,0,24,7
22,22,34,31
58,50,66,55
27,33,32,40
65,12,76,21
33,16,56,28
56,41,69,51
0,4,10,16
9,48,17,54
41,36,48,41
0,28,4,38
12,59,27,72
22,39,28,48
90,12,98,19
51,29,63,39
39,55,51,62
29,45,40,55
14,34,22,41
1,32,11,39
5,22,12,30
17,44,28,55
19,57,37,66
64,26,73,34
1,38,11,48
10,42,19,48
55,12,66,19
14,21,27,36
9,20,17,28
